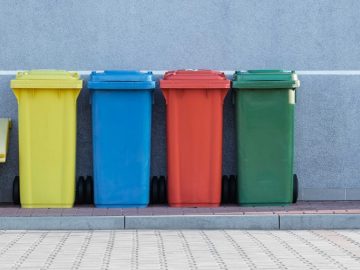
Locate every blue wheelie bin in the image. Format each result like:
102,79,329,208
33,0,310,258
88,71,155,208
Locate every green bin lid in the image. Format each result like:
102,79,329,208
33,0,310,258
232,70,300,89
10,70,83,89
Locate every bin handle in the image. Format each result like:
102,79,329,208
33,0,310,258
221,89,230,103
162,89,168,105
289,89,296,105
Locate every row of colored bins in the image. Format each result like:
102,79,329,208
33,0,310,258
10,69,300,208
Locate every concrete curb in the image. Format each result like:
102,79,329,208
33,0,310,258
279,214,360,230
0,216,125,230
125,215,279,230
0,214,359,230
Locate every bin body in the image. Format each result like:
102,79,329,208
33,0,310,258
160,70,230,207
233,70,300,205
88,71,155,208
11,70,82,208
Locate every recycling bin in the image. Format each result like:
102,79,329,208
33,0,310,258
10,70,82,208
160,70,230,207
88,71,155,208
232,70,300,205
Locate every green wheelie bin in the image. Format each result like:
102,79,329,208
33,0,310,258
232,70,300,205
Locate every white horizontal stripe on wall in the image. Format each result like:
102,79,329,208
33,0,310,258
1,70,360,76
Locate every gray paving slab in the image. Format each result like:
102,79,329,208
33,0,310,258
125,215,279,230
280,214,360,230
0,216,124,230
0,202,359,230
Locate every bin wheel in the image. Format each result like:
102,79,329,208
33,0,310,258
222,175,229,204
293,174,298,203
84,176,94,205
158,176,167,205
13,176,20,205
76,176,85,205
151,176,158,204
229,175,237,204
235,175,239,202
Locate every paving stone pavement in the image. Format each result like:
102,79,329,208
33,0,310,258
0,230,359,269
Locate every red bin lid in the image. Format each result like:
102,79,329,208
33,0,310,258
160,70,230,89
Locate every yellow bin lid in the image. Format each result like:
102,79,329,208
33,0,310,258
10,70,83,89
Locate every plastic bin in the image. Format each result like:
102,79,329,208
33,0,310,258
160,70,230,207
88,70,155,208
232,70,300,205
10,70,82,208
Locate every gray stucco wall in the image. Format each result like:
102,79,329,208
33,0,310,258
0,0,360,201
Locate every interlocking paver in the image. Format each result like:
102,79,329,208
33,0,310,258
0,230,360,269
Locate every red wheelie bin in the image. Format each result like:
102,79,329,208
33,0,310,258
160,70,230,207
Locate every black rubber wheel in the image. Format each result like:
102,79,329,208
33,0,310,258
222,175,229,204
84,176,94,205
228,175,237,204
235,175,238,202
164,176,168,204
76,176,85,205
151,176,158,204
13,176,20,205
293,174,298,203
158,176,166,204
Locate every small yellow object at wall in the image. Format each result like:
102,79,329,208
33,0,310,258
0,118,11,163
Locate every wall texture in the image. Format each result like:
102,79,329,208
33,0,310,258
0,0,360,201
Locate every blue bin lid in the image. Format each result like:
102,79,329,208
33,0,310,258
88,70,155,90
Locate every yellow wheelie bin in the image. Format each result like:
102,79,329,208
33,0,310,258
11,70,82,208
